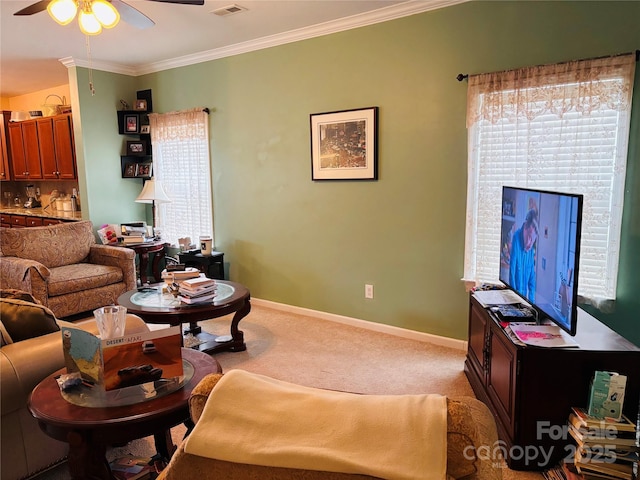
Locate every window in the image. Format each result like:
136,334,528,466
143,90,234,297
463,54,636,310
148,109,213,248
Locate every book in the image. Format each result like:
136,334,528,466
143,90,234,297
178,284,217,298
122,235,146,244
571,407,637,433
161,267,201,282
575,461,634,480
569,424,640,450
179,275,216,290
110,455,157,480
569,417,638,440
178,292,216,304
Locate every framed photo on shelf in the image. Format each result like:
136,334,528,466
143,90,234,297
134,99,147,111
310,106,378,181
126,141,147,156
123,162,137,178
124,114,138,133
136,162,152,178
140,125,150,134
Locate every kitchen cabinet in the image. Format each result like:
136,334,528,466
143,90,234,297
0,213,65,228
7,114,76,181
8,120,43,180
465,294,640,470
1,111,11,181
39,114,76,180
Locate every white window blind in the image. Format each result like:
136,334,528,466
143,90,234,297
463,54,636,310
148,109,213,248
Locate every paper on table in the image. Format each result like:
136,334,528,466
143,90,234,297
509,324,579,348
472,289,523,307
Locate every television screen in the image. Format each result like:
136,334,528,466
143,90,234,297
499,186,583,335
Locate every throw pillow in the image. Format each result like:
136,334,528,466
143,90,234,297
0,297,60,344
0,288,38,303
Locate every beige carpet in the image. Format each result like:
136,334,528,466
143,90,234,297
34,304,543,480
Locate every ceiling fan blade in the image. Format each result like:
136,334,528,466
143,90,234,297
146,0,205,5
111,0,155,29
14,0,51,16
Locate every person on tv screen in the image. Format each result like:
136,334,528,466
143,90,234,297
509,208,538,302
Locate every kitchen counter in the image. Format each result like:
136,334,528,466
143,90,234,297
0,206,81,221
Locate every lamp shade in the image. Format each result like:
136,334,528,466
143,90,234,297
135,178,171,204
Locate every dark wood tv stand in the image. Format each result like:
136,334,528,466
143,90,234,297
464,294,640,470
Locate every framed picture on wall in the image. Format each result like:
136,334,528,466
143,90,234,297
126,141,147,156
124,114,139,133
310,106,378,181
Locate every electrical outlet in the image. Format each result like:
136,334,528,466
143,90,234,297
365,284,374,299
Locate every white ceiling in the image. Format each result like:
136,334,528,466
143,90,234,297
1,0,461,99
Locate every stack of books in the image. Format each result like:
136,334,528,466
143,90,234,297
121,234,146,244
178,275,217,304
109,455,157,480
567,407,639,480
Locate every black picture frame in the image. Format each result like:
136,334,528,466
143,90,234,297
126,141,147,156
124,114,139,133
310,106,378,181
123,162,137,178
136,162,153,178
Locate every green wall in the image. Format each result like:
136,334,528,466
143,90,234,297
76,1,640,344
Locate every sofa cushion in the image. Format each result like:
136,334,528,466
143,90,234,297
47,263,124,296
0,297,59,344
0,221,95,268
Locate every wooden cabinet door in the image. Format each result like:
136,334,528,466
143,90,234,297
53,114,76,179
7,122,27,179
0,111,11,181
21,121,43,179
467,301,488,383
38,117,58,179
486,322,518,439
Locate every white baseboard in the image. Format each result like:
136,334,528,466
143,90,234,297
251,298,468,352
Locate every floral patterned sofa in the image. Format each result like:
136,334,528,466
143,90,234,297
0,220,136,318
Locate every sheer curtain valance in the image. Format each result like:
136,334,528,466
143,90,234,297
149,108,213,248
463,53,636,311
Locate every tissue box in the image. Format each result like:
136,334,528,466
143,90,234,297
587,370,627,421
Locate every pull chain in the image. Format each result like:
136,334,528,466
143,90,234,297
85,35,96,96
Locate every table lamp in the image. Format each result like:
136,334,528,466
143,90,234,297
135,177,170,230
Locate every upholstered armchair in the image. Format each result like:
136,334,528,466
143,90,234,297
0,221,136,318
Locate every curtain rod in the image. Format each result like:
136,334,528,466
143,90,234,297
456,49,640,82
203,108,210,114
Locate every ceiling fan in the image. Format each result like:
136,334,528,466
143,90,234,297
14,0,205,30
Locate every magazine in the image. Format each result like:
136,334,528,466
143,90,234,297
509,324,579,348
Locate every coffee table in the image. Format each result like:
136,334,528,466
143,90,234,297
28,348,221,480
117,279,251,354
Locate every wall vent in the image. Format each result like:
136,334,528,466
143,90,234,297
211,4,247,16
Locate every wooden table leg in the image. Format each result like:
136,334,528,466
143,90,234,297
66,431,111,480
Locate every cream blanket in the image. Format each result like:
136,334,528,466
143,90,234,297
185,369,447,480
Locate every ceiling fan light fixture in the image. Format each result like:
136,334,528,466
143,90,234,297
78,9,102,35
47,0,77,25
91,0,120,29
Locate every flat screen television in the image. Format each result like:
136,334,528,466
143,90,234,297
499,186,583,335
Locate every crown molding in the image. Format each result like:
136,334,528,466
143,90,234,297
59,56,138,76
60,0,468,77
